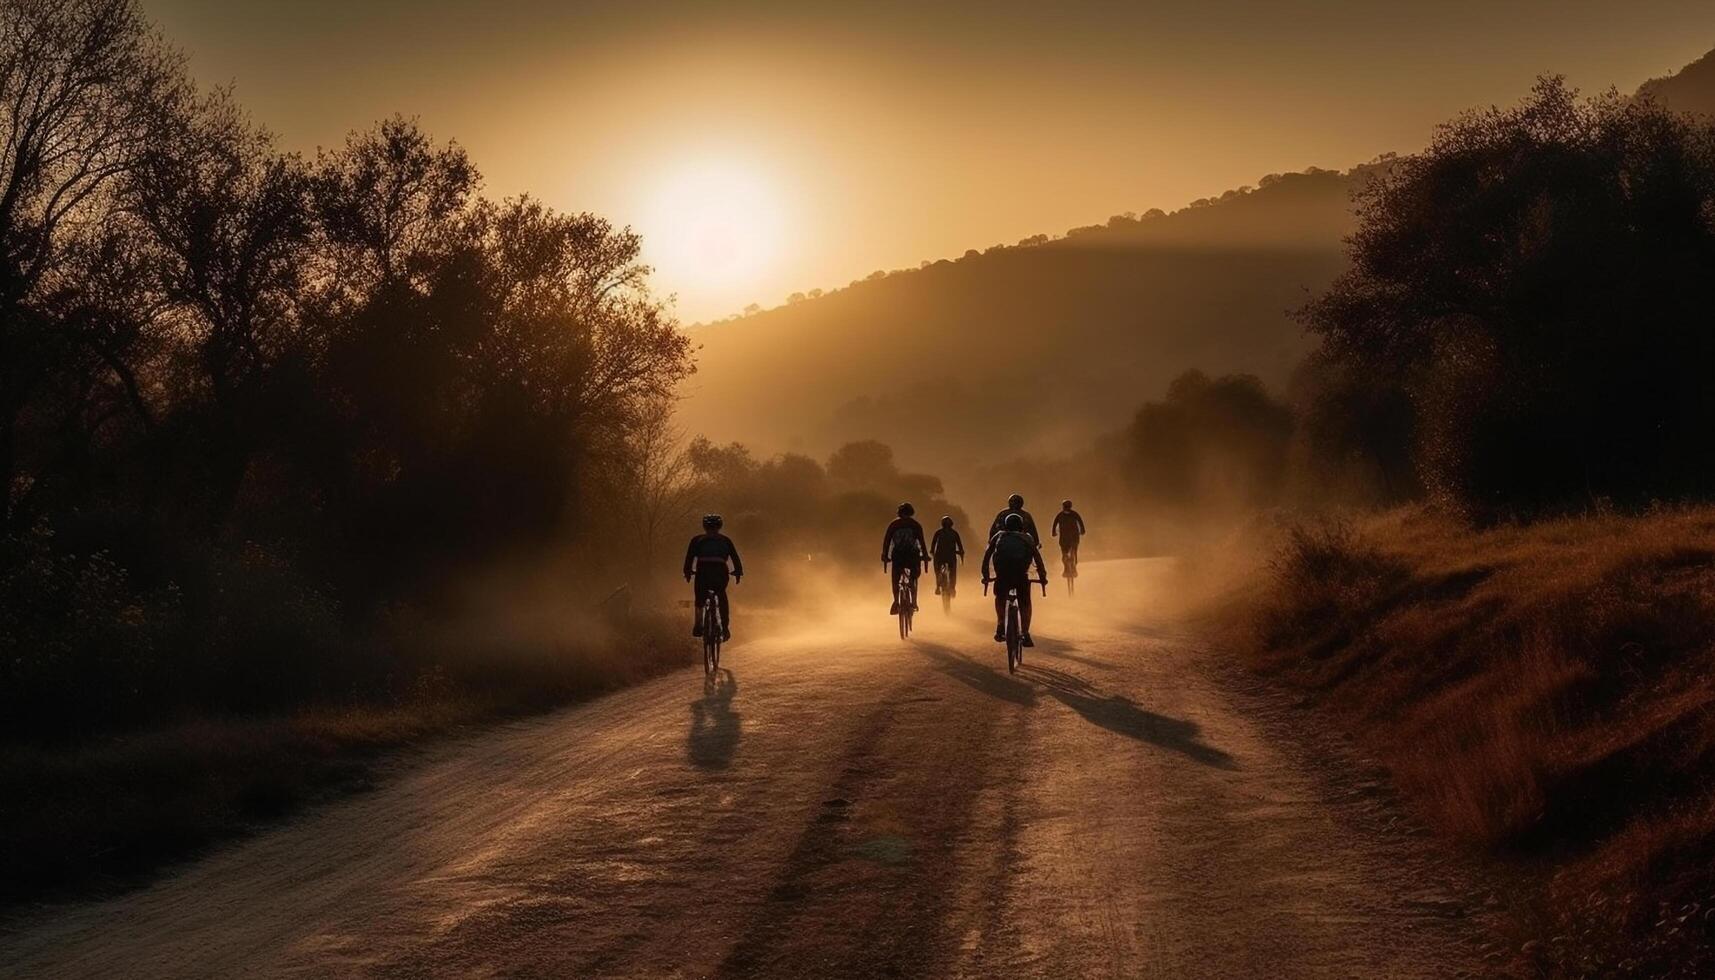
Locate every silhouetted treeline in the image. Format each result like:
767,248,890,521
680,437,969,581
1,1,690,737
1300,78,1715,516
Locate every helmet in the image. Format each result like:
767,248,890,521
702,514,723,530
1004,513,1024,531
897,502,915,518
941,515,954,528
1007,492,1024,509
1062,499,1073,509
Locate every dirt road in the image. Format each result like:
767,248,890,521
1,560,1494,978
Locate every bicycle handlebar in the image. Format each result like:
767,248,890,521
982,578,1049,597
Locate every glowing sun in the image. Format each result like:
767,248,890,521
638,155,788,298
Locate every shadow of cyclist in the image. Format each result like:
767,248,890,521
910,642,1037,706
1023,663,1238,770
687,668,741,770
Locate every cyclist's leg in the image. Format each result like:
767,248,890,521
993,588,1007,639
691,580,710,635
908,561,922,608
947,558,958,595
1019,586,1035,640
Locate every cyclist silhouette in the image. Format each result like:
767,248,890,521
931,515,964,596
1052,499,1086,562
683,514,742,639
881,502,929,615
988,492,1040,547
982,512,1047,646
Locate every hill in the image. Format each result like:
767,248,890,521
679,165,1378,492
1637,45,1715,116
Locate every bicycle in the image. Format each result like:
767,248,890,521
895,564,916,639
986,577,1048,673
699,591,723,676
1062,546,1079,597
935,560,955,614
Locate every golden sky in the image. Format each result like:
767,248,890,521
146,0,1715,323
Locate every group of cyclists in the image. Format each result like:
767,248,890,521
683,494,1086,650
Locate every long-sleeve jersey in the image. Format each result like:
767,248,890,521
931,527,964,561
1052,510,1086,540
988,507,1040,547
881,516,929,562
684,532,743,577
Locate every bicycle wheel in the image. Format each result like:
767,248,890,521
899,579,913,639
1006,601,1022,673
703,602,720,674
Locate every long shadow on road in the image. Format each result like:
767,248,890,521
688,668,741,770
1028,636,1114,670
911,642,1236,770
1023,663,1238,770
911,642,1037,706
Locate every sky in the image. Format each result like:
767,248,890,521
144,0,1715,324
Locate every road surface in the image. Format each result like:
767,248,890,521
2,560,1494,978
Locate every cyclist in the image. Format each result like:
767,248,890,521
881,502,929,615
931,515,964,596
1051,499,1086,574
982,513,1047,645
683,514,743,640
988,492,1040,546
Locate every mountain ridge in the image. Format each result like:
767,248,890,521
680,45,1715,486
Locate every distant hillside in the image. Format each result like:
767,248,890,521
680,164,1378,487
1637,45,1715,116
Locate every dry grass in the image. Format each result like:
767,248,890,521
0,611,689,907
1234,505,1715,977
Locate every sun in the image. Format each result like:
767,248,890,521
637,155,788,303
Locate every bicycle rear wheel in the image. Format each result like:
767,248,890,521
896,577,910,639
1006,602,1022,673
703,602,720,674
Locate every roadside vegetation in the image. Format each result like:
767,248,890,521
0,0,983,904
1214,78,1715,977
1241,508,1715,977
0,0,706,901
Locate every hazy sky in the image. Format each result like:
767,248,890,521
145,1,1715,323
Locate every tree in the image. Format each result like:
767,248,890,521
123,91,314,522
621,398,698,592
311,115,478,297
1125,370,1294,510
1300,78,1715,513
0,0,184,524
826,439,896,488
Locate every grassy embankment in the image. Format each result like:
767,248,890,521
1229,506,1715,977
1,613,688,907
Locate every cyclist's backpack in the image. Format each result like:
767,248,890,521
992,531,1034,573
890,523,921,558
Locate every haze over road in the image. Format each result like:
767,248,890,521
1,560,1492,978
